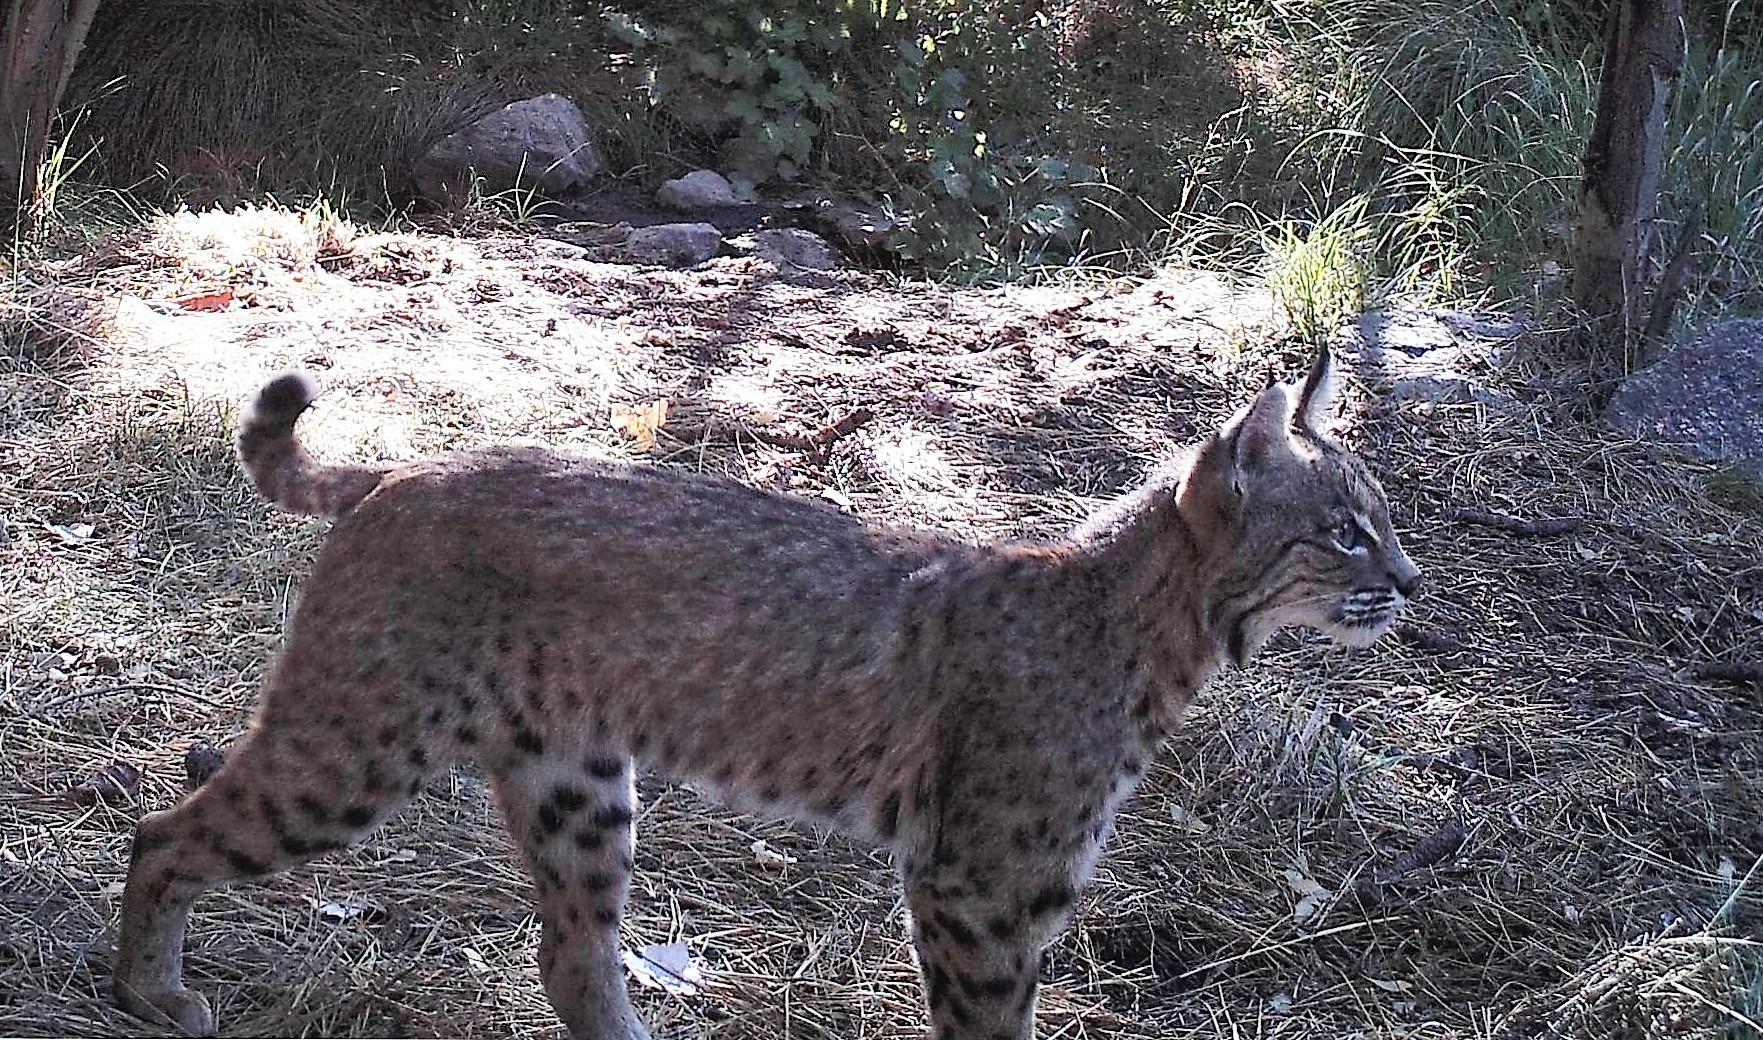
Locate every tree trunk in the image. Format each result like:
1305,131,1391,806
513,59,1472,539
1,0,103,231
1572,0,1683,357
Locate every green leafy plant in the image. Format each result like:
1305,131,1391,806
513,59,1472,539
609,1,852,183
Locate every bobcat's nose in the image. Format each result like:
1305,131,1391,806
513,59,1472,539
1392,557,1423,599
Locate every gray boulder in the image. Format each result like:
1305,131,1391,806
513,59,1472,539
731,228,838,271
413,94,600,202
1605,318,1763,480
623,223,721,267
656,170,737,211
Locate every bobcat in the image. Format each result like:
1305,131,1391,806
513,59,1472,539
113,347,1419,1039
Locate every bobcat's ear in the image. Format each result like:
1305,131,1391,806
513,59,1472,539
1292,346,1339,432
1218,379,1295,494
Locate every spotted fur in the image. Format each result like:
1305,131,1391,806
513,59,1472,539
113,350,1419,1038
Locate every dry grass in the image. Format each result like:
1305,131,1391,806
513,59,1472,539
2,207,1760,1039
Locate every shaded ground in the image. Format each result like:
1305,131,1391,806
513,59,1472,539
1,208,1759,1039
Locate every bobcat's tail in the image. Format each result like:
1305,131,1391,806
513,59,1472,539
236,373,389,517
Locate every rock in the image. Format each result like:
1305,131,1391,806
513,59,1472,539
622,223,721,267
1342,308,1527,413
811,197,898,252
1605,318,1763,480
413,93,600,203
656,170,737,212
731,228,838,271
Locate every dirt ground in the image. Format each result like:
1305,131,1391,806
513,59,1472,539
2,207,1759,1039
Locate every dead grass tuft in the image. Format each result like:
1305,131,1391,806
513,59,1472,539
2,208,1759,1038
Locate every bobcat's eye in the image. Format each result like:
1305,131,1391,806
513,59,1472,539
1332,519,1366,554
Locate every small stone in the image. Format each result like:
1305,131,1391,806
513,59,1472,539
656,170,737,211
814,197,898,251
622,223,721,267
730,228,838,271
1389,375,1476,405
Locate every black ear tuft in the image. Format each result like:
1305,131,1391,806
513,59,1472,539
1292,346,1338,430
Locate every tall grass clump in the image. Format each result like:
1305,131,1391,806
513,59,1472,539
1179,0,1760,329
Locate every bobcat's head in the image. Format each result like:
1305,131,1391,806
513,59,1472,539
1186,348,1421,665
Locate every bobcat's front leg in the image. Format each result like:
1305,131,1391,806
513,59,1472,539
902,853,1080,1040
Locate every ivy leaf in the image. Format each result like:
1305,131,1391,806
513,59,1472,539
805,80,839,112
724,95,763,123
725,47,764,84
686,50,724,78
930,159,970,199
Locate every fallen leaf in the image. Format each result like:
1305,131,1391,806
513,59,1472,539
1292,893,1324,924
751,839,798,866
611,399,670,449
67,760,141,807
173,287,235,312
310,895,385,924
46,522,95,545
1282,864,1330,924
623,941,703,996
1282,866,1328,898
1370,978,1412,993
1167,803,1211,834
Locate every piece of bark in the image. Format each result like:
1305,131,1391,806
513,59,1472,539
1451,508,1582,537
1353,819,1469,907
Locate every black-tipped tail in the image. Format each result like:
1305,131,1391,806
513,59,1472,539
236,373,386,517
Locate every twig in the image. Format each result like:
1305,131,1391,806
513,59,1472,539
1691,660,1763,688
1451,508,1582,537
29,682,231,716
754,408,875,452
1175,917,1394,980
668,408,874,455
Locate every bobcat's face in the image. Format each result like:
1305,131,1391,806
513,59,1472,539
1189,350,1421,665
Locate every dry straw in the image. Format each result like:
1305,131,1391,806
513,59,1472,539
2,209,1758,1037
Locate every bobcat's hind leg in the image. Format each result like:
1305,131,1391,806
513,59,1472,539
492,743,650,1040
114,714,443,1035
